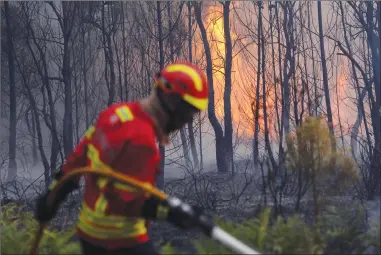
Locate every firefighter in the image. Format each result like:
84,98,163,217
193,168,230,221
35,62,209,255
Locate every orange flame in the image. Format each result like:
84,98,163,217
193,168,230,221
338,72,345,98
195,3,276,139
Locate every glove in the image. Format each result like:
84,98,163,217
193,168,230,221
35,168,79,223
35,191,60,223
166,197,208,230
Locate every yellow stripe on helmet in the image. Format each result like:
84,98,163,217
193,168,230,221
183,93,208,110
166,64,203,92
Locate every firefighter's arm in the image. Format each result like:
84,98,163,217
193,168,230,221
35,132,90,223
47,135,89,201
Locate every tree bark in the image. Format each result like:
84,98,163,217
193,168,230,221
167,2,191,169
73,46,80,145
121,2,129,101
317,1,334,138
14,48,51,187
253,1,262,167
365,2,381,199
24,2,61,178
194,2,227,173
307,2,319,116
274,2,285,162
25,109,38,165
187,2,200,170
260,1,276,169
82,12,89,129
157,1,165,189
223,1,234,175
4,1,18,182
280,3,293,135
56,1,76,157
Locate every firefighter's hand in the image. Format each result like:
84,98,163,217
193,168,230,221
35,192,59,223
166,197,206,230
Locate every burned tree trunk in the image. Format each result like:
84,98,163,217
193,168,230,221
223,1,234,175
187,2,200,170
253,1,262,167
167,2,191,169
23,2,61,180
317,1,334,138
48,1,77,157
14,48,51,187
4,1,18,182
194,2,228,173
157,1,165,189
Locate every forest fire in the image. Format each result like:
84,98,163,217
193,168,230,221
338,72,346,99
204,4,226,120
2,2,379,254
203,4,275,139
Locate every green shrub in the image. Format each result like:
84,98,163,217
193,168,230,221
319,204,369,254
285,116,359,223
2,203,379,255
160,242,179,255
1,203,81,254
176,207,377,255
369,219,381,254
191,208,325,255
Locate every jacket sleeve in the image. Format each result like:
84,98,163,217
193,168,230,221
62,137,89,175
47,127,91,192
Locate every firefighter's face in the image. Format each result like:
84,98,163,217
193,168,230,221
164,95,199,134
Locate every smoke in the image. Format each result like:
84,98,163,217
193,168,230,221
367,198,381,230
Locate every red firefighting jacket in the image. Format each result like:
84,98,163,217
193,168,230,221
61,102,162,250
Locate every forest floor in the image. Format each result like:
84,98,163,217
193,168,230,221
1,166,380,254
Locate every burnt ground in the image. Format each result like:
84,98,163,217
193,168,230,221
1,170,380,254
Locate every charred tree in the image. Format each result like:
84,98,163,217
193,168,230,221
156,1,165,189
4,1,17,182
222,1,234,175
317,1,334,139
167,2,191,169
194,2,228,173
187,2,200,170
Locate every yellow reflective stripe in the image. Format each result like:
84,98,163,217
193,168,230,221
77,220,146,239
157,205,169,220
87,141,149,193
77,221,110,239
85,126,96,139
115,106,134,123
97,177,109,189
87,142,142,217
48,179,58,191
77,203,147,239
80,210,124,228
80,206,145,228
95,176,109,214
81,202,127,221
87,144,111,170
87,143,110,214
183,93,208,110
98,177,139,193
166,64,203,91
94,194,108,214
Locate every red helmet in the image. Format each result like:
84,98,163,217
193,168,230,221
154,62,209,111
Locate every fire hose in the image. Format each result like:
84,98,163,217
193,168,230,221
30,167,260,255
